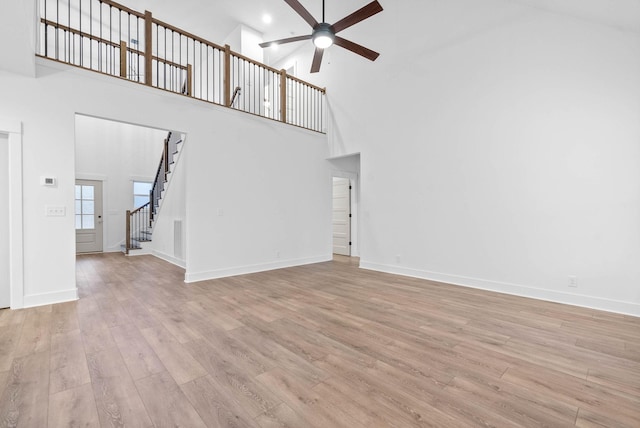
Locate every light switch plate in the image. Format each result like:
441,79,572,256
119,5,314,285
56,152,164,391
45,206,66,216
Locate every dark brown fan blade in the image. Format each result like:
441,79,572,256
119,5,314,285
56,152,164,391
331,0,383,34
259,35,312,48
284,0,318,28
310,47,324,73
334,36,379,61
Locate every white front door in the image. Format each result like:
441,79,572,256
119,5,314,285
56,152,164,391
0,134,9,308
332,177,351,256
75,179,104,253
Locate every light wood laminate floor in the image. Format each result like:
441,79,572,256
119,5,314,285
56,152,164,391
0,253,639,427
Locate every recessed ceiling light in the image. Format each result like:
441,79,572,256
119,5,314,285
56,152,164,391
262,14,272,24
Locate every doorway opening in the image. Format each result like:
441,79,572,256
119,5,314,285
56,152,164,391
329,153,360,258
75,114,169,254
332,177,351,256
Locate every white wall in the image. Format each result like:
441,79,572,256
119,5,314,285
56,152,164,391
0,134,9,308
0,0,36,76
75,116,166,252
279,0,640,315
0,54,330,306
223,24,264,63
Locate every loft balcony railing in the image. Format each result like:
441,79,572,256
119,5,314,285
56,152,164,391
37,0,326,133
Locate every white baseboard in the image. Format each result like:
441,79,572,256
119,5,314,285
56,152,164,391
23,288,78,309
359,261,640,317
185,255,332,283
152,250,186,269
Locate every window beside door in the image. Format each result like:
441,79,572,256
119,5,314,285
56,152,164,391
133,181,152,209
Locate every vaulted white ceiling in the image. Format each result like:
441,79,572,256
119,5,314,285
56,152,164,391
117,0,640,69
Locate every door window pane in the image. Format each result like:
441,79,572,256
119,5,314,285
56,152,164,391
75,183,97,230
82,215,94,229
82,185,94,199
82,200,94,215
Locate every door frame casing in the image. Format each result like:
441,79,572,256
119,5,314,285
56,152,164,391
0,119,24,309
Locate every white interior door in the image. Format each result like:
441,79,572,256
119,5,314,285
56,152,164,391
0,134,9,308
75,179,104,253
332,177,351,256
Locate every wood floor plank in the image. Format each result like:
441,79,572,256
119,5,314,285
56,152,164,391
254,402,313,428
77,309,118,354
135,371,207,428
444,375,578,426
13,310,51,357
313,354,459,427
502,366,640,425
95,296,132,328
230,325,329,386
139,325,207,385
180,375,260,428
256,367,367,428
0,351,50,428
184,338,280,417
110,323,165,380
48,383,100,427
49,329,91,394
86,346,152,428
49,301,79,335
0,326,22,373
0,309,26,328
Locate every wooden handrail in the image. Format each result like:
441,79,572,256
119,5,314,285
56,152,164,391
97,0,145,18
151,17,225,51
130,201,150,216
286,74,326,93
230,50,281,74
41,18,123,49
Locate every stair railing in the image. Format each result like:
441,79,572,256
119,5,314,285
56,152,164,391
150,133,170,224
125,202,150,254
229,86,241,107
37,0,326,133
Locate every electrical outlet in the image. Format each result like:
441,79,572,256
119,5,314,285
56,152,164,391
568,276,577,288
396,254,401,263
276,251,280,258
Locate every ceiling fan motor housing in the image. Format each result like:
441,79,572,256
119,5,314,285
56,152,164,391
312,22,335,48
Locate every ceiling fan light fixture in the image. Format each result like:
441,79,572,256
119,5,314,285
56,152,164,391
312,23,334,49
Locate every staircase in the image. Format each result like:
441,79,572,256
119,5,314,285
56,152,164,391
123,132,183,254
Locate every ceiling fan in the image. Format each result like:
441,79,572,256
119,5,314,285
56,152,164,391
259,0,383,73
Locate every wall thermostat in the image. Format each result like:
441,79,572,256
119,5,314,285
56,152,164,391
41,176,57,186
